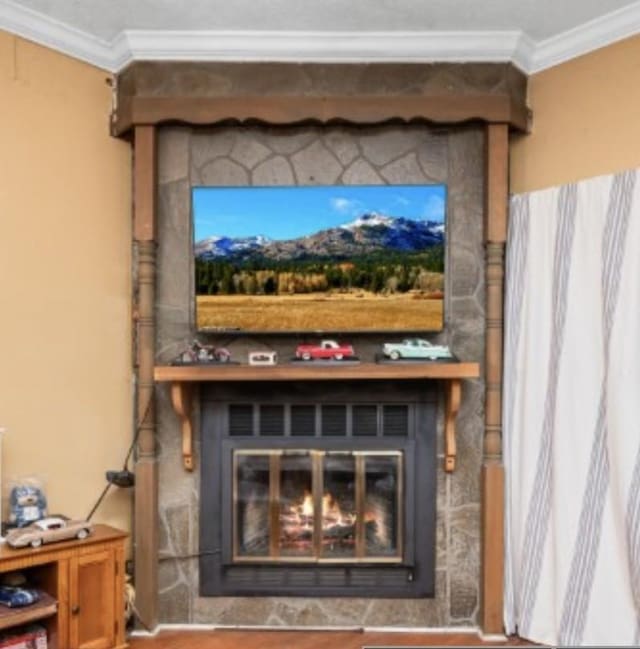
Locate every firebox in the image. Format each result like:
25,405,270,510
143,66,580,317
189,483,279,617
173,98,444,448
233,449,402,563
200,381,437,598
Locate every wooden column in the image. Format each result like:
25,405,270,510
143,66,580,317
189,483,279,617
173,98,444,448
133,125,158,631
481,123,508,634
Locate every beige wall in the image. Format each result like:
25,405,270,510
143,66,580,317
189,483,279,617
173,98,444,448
511,35,640,193
0,32,132,533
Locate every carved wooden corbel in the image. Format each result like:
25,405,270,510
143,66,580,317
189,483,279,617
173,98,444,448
169,382,194,470
444,379,462,472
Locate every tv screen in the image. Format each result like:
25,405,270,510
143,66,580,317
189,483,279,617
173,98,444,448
193,184,446,333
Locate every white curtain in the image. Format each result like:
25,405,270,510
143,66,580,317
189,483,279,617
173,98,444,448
503,169,640,646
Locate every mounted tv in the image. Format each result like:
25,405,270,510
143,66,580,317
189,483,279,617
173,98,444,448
193,185,446,333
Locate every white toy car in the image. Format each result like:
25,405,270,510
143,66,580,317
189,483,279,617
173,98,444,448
382,338,452,361
6,517,93,549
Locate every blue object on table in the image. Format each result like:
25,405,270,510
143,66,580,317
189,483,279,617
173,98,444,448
0,586,40,608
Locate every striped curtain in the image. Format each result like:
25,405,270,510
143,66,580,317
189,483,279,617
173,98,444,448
503,169,640,646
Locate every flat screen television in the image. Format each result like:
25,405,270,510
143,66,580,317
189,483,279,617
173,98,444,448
193,184,446,333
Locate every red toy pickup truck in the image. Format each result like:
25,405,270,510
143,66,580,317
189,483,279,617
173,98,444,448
295,340,355,361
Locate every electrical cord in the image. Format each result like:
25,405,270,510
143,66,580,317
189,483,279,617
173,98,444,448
158,549,222,562
85,332,277,521
128,598,152,633
85,394,153,521
86,482,112,522
122,394,154,472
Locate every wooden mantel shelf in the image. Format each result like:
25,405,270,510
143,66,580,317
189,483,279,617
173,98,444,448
154,361,480,473
154,361,479,382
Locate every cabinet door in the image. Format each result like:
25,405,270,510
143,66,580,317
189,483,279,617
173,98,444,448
69,549,115,649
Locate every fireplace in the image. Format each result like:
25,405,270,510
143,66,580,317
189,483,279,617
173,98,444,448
154,121,487,625
200,381,436,597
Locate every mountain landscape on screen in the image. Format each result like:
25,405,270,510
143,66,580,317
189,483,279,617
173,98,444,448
195,213,444,261
193,186,446,333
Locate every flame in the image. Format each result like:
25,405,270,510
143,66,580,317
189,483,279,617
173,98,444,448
322,492,355,527
322,493,339,519
280,489,384,548
300,491,314,517
285,490,358,530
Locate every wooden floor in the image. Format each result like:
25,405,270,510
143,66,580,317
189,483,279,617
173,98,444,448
130,630,534,649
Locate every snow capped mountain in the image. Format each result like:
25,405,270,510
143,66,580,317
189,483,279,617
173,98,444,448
194,213,443,261
341,212,443,240
338,212,444,250
195,234,271,259
341,212,396,230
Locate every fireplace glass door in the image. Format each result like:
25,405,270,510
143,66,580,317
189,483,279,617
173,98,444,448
233,450,402,563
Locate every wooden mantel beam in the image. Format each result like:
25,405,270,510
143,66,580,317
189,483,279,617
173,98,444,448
112,62,529,136
154,361,480,383
114,94,528,136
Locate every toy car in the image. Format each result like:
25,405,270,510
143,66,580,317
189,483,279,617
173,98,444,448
295,340,355,361
382,338,452,361
0,585,40,607
5,517,93,549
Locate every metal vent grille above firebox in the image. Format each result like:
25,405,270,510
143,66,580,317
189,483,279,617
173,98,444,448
228,403,411,437
200,381,437,598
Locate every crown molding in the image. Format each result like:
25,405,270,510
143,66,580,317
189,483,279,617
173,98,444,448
1,0,639,75
530,1,640,73
119,29,525,67
511,32,536,72
0,0,116,70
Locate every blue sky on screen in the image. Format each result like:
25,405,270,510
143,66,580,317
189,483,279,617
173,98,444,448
193,185,446,242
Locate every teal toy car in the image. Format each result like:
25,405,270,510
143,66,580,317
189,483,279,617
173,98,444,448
382,338,452,361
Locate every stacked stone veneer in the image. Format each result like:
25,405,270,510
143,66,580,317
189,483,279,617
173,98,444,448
154,124,485,627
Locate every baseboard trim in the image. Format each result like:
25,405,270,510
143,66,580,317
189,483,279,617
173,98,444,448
131,623,481,636
478,632,508,642
363,626,479,634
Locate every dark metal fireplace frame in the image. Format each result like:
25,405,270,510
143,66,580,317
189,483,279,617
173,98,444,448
200,380,437,598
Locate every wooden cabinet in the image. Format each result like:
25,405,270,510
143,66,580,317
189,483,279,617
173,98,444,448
69,549,117,649
0,525,127,649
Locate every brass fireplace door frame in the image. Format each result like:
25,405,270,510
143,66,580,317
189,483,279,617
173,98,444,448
231,448,407,564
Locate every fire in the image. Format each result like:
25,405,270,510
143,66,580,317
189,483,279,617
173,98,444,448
279,490,388,552
281,490,358,542
322,492,354,528
300,491,314,517
291,491,354,527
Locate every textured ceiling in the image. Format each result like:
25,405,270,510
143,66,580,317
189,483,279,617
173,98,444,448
10,0,638,41
3,0,640,72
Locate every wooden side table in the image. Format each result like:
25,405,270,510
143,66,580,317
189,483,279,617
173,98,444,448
0,524,128,649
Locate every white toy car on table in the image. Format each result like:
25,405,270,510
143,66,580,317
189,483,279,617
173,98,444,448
6,517,93,549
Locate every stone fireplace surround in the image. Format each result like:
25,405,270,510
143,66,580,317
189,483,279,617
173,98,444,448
154,122,486,626
115,59,523,632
